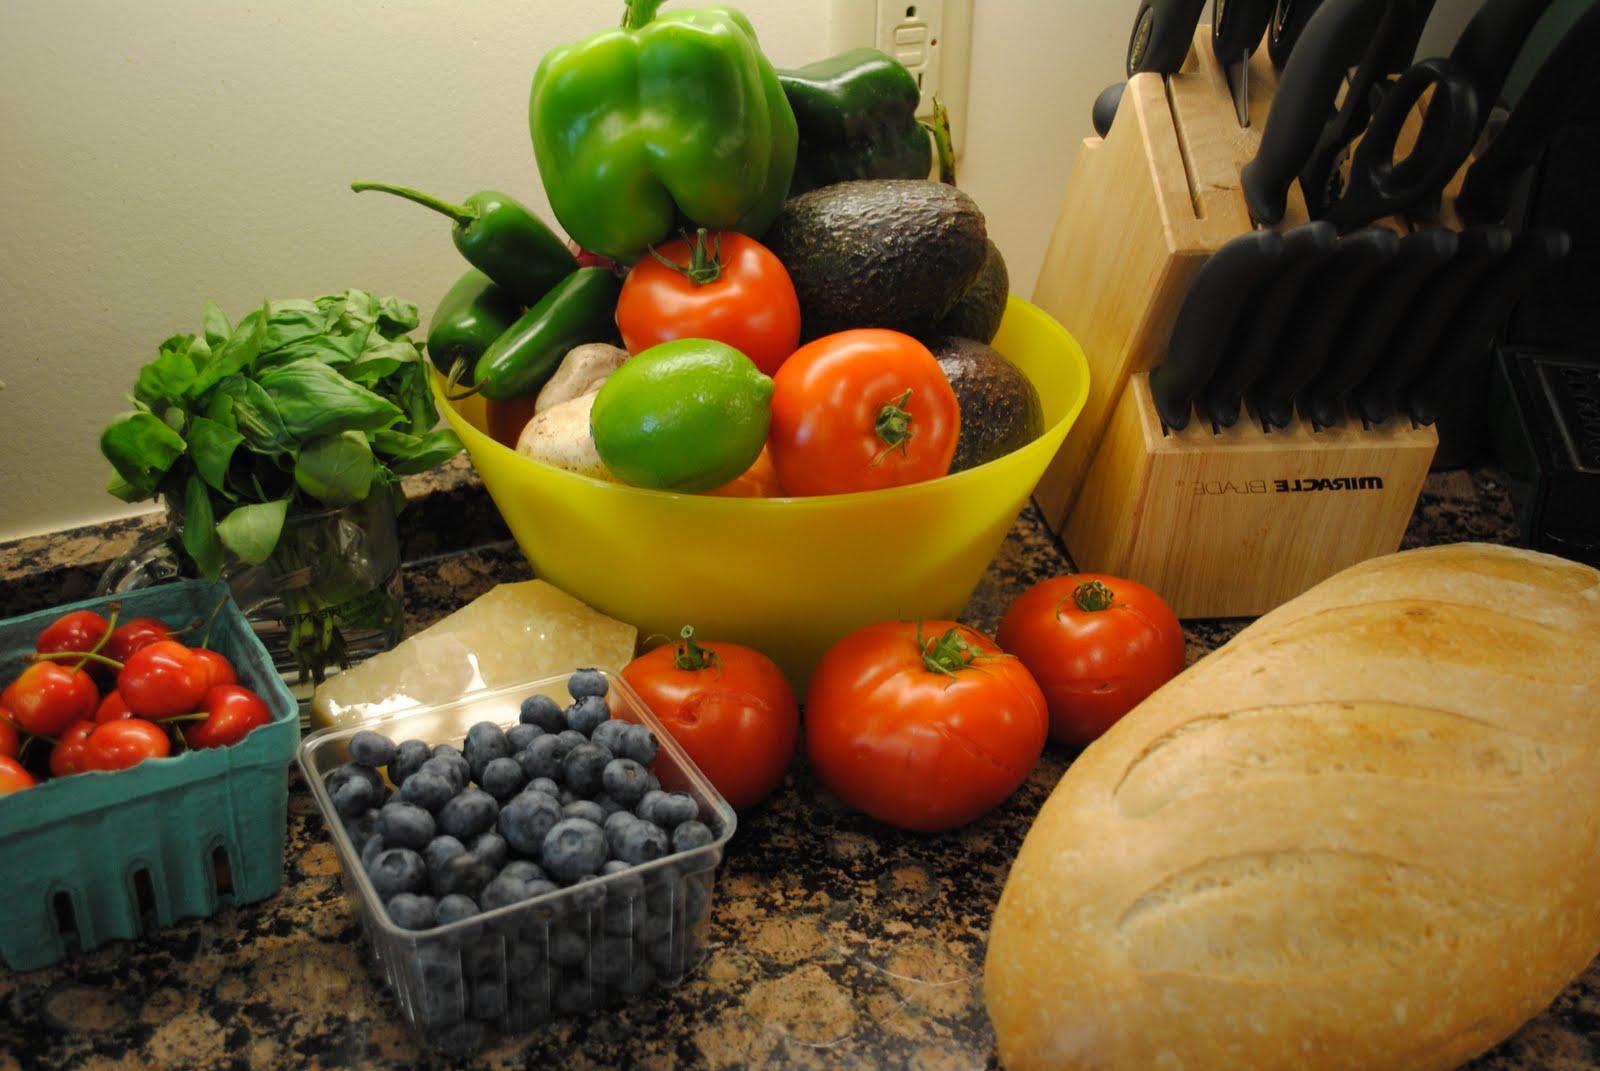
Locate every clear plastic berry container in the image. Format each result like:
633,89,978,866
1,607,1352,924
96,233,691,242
298,671,736,1055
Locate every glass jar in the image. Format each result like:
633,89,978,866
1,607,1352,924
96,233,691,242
100,487,406,703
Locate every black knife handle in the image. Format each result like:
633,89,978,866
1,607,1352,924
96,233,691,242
1268,0,1325,67
1213,0,1276,62
1150,230,1285,430
1353,226,1514,424
1251,227,1398,429
1302,227,1457,427
1092,82,1125,138
1130,0,1209,75
1204,221,1336,426
1405,228,1569,425
1456,0,1600,224
1240,0,1389,224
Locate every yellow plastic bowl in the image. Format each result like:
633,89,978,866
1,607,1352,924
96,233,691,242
436,296,1090,685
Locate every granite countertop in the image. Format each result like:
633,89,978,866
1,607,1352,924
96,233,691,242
1,461,1595,1071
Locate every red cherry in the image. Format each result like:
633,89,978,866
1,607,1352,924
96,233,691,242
84,719,171,771
94,691,134,723
36,610,110,659
117,641,208,720
185,685,273,749
0,755,35,795
105,618,173,663
0,710,17,759
2,663,99,737
50,721,98,777
192,648,236,690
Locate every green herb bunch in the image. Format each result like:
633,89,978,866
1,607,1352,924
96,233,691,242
100,290,463,577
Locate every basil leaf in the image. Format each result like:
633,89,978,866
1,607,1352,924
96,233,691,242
257,359,403,439
106,473,144,503
377,294,420,335
321,289,379,335
345,337,420,385
295,430,375,506
100,411,186,494
257,330,364,369
203,299,231,349
390,360,439,435
216,499,288,565
211,375,295,455
191,303,267,394
261,299,337,353
373,427,462,475
187,415,243,494
181,473,225,578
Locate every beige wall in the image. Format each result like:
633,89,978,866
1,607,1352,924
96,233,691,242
0,0,1476,541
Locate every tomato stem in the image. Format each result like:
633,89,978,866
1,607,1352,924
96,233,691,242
672,626,719,672
917,621,990,678
647,228,724,286
1071,580,1116,612
871,389,915,466
35,650,123,671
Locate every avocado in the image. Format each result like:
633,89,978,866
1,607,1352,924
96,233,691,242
934,238,1009,344
929,336,1044,472
762,180,988,341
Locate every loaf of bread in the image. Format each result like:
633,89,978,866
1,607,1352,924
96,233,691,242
985,543,1600,1071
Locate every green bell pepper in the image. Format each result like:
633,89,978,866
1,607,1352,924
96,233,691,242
778,48,934,196
529,0,798,263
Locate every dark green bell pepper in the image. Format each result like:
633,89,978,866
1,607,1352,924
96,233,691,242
426,269,524,384
778,48,933,196
529,0,797,263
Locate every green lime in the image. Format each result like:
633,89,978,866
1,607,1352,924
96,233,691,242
590,339,774,492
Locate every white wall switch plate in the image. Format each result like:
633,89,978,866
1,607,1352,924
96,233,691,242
828,0,971,156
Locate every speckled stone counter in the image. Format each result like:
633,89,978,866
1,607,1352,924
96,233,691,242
1,465,1595,1071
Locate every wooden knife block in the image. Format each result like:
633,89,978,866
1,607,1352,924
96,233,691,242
1030,24,1439,618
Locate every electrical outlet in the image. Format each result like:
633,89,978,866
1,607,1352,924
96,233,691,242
829,0,972,155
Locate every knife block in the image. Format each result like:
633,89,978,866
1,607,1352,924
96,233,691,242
1030,23,1439,617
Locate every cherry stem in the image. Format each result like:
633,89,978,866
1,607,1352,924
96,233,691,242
647,228,723,286
201,596,229,650
71,603,121,675
672,626,719,672
871,389,915,466
157,713,210,724
36,650,123,671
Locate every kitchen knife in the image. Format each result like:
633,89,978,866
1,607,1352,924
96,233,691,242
1149,229,1285,430
1456,0,1600,224
1204,221,1336,427
1250,227,1398,429
1213,0,1278,125
1092,83,1125,138
1267,0,1325,68
1352,225,1514,424
1405,228,1569,425
1239,0,1390,224
1301,227,1458,428
1094,0,1210,137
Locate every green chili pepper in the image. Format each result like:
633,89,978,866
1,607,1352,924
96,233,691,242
473,267,621,401
350,181,577,306
778,48,934,196
528,0,798,264
425,269,525,383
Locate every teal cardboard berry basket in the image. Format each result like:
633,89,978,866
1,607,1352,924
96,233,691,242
0,580,299,970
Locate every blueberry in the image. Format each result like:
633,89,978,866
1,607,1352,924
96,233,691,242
556,729,588,752
368,848,427,899
559,788,577,806
471,831,509,872
419,755,468,793
519,693,565,732
438,788,499,842
563,743,612,796
593,793,625,816
386,892,436,931
516,735,566,782
601,758,651,805
613,820,669,866
601,858,645,891
506,723,543,753
326,761,383,795
378,800,436,851
684,874,712,923
549,928,588,967
479,756,527,802
528,777,561,799
343,807,381,849
436,893,480,925
348,730,396,767
566,695,610,736
647,932,683,973
555,974,603,1015
399,770,455,812
644,791,700,830
618,723,659,765
638,908,673,945
592,935,634,985
671,820,715,854
388,738,431,786
360,833,387,871
603,810,638,840
498,791,563,856
635,789,667,824
618,958,656,998
428,745,471,787
523,878,560,901
332,775,376,817
542,818,607,883
436,852,496,899
470,977,506,1022
499,859,546,884
568,668,608,700
589,719,631,756
562,799,607,826
423,835,466,876
464,721,510,780
479,874,529,911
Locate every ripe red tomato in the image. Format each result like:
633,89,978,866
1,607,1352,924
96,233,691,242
0,755,35,795
84,718,171,771
619,628,798,810
105,617,173,663
768,329,960,496
50,721,98,777
805,620,1048,832
118,641,209,720
617,229,800,376
0,711,17,759
185,685,272,749
95,691,134,723
2,662,99,737
996,574,1186,746
192,648,236,690
36,610,110,659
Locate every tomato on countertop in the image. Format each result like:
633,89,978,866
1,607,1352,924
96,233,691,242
805,619,1048,832
996,573,1186,746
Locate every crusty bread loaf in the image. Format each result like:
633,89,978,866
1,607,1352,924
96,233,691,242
985,543,1600,1071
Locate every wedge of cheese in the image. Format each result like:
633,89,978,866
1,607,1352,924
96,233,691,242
310,580,637,729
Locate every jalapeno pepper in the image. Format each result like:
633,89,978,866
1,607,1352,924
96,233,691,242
473,267,622,401
350,181,577,306
425,269,524,383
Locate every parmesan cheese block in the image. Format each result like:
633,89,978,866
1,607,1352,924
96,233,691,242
310,580,637,728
